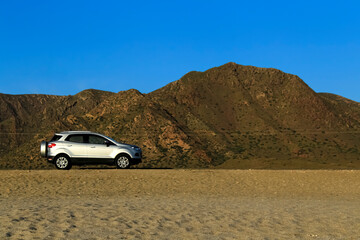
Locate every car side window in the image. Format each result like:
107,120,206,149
50,134,62,142
89,135,108,145
65,135,84,143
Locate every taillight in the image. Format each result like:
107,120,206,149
48,143,56,148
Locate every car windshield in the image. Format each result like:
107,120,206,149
105,136,120,144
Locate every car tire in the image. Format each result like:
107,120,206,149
115,154,131,169
40,141,48,157
54,154,72,170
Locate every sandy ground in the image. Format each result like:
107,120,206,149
0,169,359,239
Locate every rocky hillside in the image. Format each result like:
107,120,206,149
1,63,359,169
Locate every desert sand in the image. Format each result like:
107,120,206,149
0,169,359,239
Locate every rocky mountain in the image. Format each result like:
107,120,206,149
1,63,359,169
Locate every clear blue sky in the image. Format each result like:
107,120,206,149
0,0,359,101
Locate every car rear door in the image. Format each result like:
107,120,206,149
64,134,87,160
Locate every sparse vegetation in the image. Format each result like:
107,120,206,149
0,63,360,169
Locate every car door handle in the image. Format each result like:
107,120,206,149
67,145,72,147
90,146,96,148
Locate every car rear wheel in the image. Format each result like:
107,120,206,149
54,155,72,170
115,154,130,169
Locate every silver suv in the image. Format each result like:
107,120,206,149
40,131,142,169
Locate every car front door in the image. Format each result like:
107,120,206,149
86,134,115,164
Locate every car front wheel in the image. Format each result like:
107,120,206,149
115,154,130,169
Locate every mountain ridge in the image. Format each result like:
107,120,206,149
0,62,359,169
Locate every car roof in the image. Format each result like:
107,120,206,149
58,131,96,135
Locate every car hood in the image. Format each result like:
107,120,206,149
116,143,139,149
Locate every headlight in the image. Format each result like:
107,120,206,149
132,146,141,151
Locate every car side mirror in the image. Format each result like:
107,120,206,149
104,140,111,147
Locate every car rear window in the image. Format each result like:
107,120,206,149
50,134,62,142
65,135,84,143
